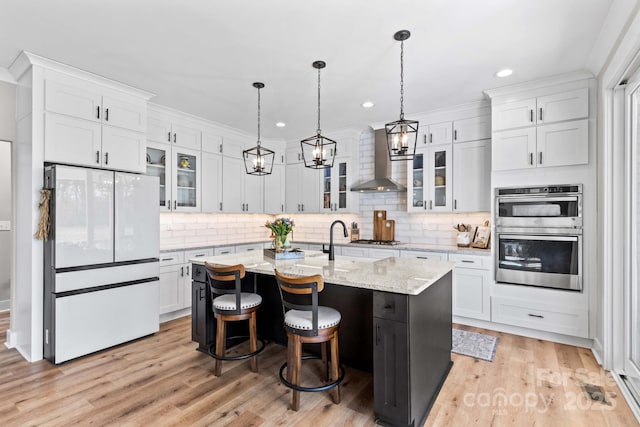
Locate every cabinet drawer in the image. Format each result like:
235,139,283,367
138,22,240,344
214,246,236,256
185,249,212,262
159,251,184,266
491,296,588,337
368,249,400,259
449,253,490,269
399,250,447,260
373,291,408,323
235,243,262,253
341,246,369,258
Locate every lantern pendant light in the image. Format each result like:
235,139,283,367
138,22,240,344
385,30,419,161
301,60,337,169
243,82,275,176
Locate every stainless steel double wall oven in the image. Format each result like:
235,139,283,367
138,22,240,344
495,184,583,291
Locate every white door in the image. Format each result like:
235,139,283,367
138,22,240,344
44,79,102,122
54,166,114,268
222,156,244,213
243,174,263,213
264,164,285,214
300,165,319,212
453,116,491,143
453,140,491,212
407,148,427,212
44,113,102,168
492,98,537,131
201,151,223,213
114,173,160,262
285,163,301,212
146,142,172,211
536,119,588,168
159,265,184,314
102,95,147,132
428,121,453,145
172,147,201,212
624,77,640,399
537,88,589,124
172,120,202,150
101,126,146,173
492,127,537,171
427,145,452,212
147,116,173,144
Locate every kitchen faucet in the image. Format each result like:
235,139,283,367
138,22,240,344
328,220,348,261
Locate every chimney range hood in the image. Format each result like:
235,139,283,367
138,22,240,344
351,129,407,193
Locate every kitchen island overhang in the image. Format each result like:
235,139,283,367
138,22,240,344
190,251,454,427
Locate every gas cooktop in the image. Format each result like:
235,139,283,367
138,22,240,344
350,239,401,246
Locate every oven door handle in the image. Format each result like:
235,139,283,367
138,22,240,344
498,196,579,203
499,234,578,242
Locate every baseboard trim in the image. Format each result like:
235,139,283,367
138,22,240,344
453,316,593,348
159,307,191,324
4,329,16,349
591,336,604,366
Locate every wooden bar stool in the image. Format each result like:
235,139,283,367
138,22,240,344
274,269,345,411
204,262,265,376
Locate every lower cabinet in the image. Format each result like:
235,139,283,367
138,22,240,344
191,272,215,353
159,249,212,315
450,254,491,321
399,250,447,260
373,274,453,427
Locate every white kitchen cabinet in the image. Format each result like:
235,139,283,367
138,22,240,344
492,120,587,171
320,158,353,212
340,246,368,258
147,112,202,151
45,79,146,132
450,253,491,321
453,139,491,212
368,248,400,259
235,243,263,253
399,250,447,260
420,121,453,146
492,88,588,131
453,115,491,143
214,246,236,255
425,145,453,212
222,156,264,213
146,142,201,212
44,76,147,173
159,252,185,315
264,164,286,214
285,162,319,213
201,151,223,213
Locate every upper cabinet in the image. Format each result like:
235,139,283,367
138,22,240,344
420,121,452,146
453,115,491,143
43,71,149,173
147,107,202,151
453,140,491,212
492,88,588,131
490,87,590,171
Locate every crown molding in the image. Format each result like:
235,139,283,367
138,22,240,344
483,70,595,99
9,51,154,99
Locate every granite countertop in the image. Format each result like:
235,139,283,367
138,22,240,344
162,240,491,256
191,250,455,296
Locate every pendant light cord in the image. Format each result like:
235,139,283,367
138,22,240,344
257,86,261,148
317,67,322,135
400,39,405,120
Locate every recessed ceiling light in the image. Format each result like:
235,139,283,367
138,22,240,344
276,122,286,127
496,69,513,78
361,101,374,108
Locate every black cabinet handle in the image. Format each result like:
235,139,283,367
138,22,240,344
423,200,427,210
417,256,428,259
383,304,393,310
186,265,190,276
454,199,457,210
97,106,100,119
528,313,544,319
429,133,433,143
168,131,171,142
529,153,533,165
194,254,205,257
181,266,184,277
96,151,100,164
174,200,177,210
167,199,171,210
530,109,534,123
453,129,457,141
429,200,433,210
281,204,284,212
539,107,543,121
104,152,109,165
199,287,205,301
173,133,177,143
219,202,223,211
105,108,109,121
539,152,543,165
461,260,474,263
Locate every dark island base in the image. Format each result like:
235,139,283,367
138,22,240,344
191,264,452,426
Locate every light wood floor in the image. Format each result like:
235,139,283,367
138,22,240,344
0,311,637,426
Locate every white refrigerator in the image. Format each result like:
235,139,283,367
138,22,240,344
44,165,160,363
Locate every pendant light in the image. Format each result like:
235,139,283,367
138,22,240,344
385,30,419,161
243,82,275,176
301,60,337,169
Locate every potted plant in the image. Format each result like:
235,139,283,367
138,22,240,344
265,217,295,253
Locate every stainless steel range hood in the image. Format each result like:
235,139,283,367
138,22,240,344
351,129,406,193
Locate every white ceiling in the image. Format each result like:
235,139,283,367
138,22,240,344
0,0,617,140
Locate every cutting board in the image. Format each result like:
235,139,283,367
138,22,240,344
373,210,386,240
380,220,395,241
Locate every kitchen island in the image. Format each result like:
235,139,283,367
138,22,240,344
191,251,454,427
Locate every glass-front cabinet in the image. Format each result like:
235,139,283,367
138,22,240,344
407,145,452,212
146,142,201,212
321,159,350,212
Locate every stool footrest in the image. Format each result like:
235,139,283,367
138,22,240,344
279,355,345,393
208,335,265,361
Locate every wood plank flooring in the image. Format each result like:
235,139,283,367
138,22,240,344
0,311,637,426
